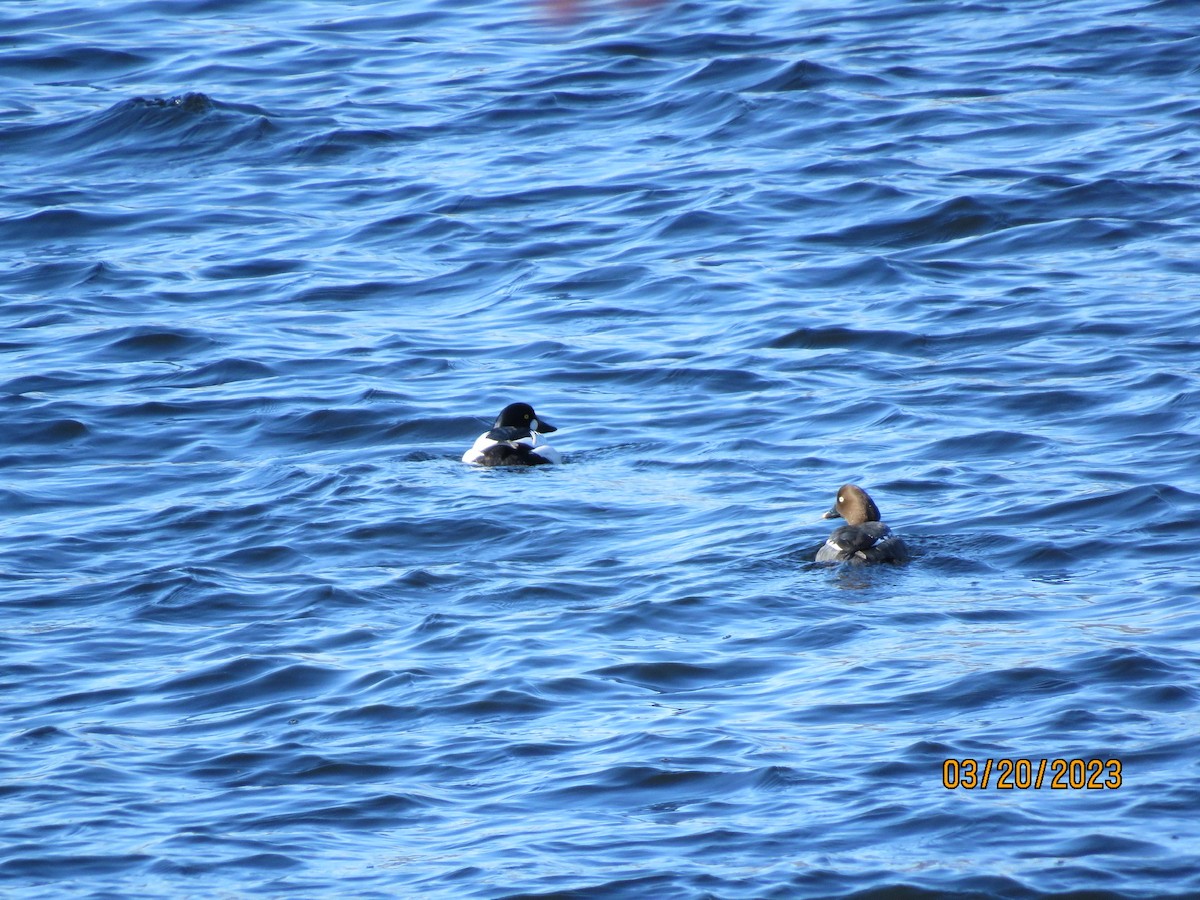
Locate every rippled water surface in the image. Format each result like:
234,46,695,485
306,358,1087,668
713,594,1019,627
4,0,1200,896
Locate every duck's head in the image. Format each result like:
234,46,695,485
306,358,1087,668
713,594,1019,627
822,483,881,526
493,402,556,434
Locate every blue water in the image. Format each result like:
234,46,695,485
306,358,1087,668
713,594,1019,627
3,0,1200,896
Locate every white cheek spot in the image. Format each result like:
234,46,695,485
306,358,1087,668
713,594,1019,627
530,418,539,430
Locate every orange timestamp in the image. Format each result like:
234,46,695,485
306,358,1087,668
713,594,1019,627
942,758,1122,790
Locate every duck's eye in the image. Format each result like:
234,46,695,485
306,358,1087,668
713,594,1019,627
838,495,844,503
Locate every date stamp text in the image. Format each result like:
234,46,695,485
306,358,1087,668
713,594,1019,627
942,758,1122,790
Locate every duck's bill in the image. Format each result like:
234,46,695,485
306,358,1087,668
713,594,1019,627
533,419,557,434
822,506,842,520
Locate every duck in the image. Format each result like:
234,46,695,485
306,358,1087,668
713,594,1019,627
816,483,909,564
461,402,562,466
